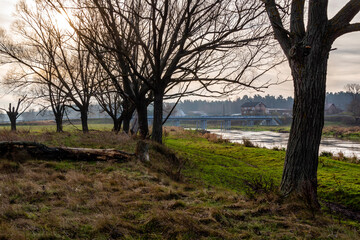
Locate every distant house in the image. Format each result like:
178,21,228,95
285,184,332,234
325,103,341,115
241,102,267,115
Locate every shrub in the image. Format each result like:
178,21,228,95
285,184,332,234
203,132,229,144
320,151,333,157
243,173,277,199
242,137,256,148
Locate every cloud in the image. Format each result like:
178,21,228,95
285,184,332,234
0,0,15,30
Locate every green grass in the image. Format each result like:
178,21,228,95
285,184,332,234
230,125,291,132
164,131,360,211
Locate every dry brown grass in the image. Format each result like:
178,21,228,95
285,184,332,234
0,158,358,239
323,126,360,138
203,132,229,144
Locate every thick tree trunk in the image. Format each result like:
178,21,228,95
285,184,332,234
281,42,331,208
123,116,131,133
112,116,122,133
55,113,63,133
80,110,89,133
10,117,16,132
151,91,164,143
121,101,135,134
136,100,149,139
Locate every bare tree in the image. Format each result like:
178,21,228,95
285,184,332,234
36,82,68,132
0,96,31,131
94,75,124,132
345,83,360,101
54,36,99,133
345,83,360,123
262,0,360,206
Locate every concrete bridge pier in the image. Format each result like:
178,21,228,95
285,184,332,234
225,120,231,130
174,119,180,127
200,120,207,130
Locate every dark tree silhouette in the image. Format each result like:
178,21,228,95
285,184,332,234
263,0,360,206
1,97,31,131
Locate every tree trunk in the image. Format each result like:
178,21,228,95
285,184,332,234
80,110,89,133
121,101,135,134
9,117,16,132
281,42,331,208
55,113,63,133
136,100,149,139
151,91,164,143
113,116,122,133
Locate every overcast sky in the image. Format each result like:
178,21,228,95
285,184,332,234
0,0,359,105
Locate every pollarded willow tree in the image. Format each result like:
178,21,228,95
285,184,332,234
262,0,360,206
0,96,31,131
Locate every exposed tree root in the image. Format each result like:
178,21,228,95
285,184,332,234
323,201,360,222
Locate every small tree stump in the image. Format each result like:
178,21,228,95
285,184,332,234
135,140,149,162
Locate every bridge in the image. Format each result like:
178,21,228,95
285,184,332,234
148,116,282,130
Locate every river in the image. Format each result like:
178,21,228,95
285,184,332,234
209,129,360,158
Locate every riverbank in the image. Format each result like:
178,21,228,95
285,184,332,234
0,128,359,239
230,124,360,142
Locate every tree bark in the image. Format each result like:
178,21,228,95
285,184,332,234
281,38,331,208
151,91,164,143
80,110,89,133
121,101,135,134
10,117,16,132
136,99,149,139
112,116,122,133
54,113,63,133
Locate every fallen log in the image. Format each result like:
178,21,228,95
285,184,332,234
0,141,134,162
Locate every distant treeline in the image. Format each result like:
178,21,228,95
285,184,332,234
0,92,353,121
177,92,352,116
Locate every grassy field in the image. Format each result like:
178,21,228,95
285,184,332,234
0,127,359,239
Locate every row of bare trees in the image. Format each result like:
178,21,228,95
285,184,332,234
0,1,120,133
0,0,278,140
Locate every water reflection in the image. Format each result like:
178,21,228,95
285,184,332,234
209,129,360,158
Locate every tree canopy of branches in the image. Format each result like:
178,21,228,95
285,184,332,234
94,75,124,132
262,0,360,207
48,0,280,143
